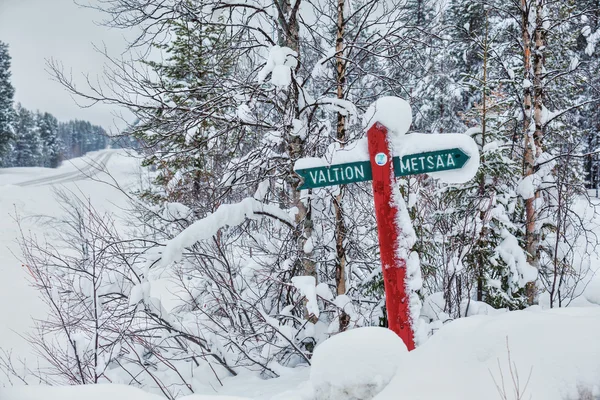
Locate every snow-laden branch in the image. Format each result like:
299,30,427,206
582,25,600,56
542,98,600,128
257,45,298,88
160,198,295,266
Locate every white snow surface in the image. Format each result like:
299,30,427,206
1,307,600,399
0,385,255,400
375,307,600,400
0,384,164,400
230,306,600,400
308,327,408,400
276,307,600,400
362,96,412,136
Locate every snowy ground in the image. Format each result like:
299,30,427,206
1,151,600,399
1,306,599,399
0,150,142,379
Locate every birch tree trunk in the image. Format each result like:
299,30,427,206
278,0,317,281
333,0,350,331
476,10,489,302
521,0,539,304
525,0,546,304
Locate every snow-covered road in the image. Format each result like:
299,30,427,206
15,151,114,187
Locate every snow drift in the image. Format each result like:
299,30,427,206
379,306,600,400
309,327,407,400
279,306,600,400
2,307,599,400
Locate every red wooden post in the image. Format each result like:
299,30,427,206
367,122,415,351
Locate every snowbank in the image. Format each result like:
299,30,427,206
3,308,599,400
0,384,164,400
309,327,408,400
0,384,256,400
375,307,600,400
276,307,600,400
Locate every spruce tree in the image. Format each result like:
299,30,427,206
0,41,15,166
12,104,42,167
37,111,61,167
134,17,237,208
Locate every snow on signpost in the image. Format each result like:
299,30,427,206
294,97,479,351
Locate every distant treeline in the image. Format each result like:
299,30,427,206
7,103,109,168
0,41,127,169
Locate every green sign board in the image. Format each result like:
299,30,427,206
295,148,470,190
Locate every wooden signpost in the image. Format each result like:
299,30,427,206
294,115,476,351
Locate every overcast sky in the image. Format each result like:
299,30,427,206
0,0,130,131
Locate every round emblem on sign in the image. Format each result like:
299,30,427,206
375,153,388,166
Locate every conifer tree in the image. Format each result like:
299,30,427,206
133,16,237,209
11,104,41,167
58,120,107,160
36,111,61,167
0,41,15,166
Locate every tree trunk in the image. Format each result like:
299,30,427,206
522,0,539,304
476,10,489,302
526,0,547,304
278,0,316,281
334,0,350,332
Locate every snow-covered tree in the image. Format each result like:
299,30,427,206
11,104,41,167
36,111,61,168
58,120,107,160
0,41,14,166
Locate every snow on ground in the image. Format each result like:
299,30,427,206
271,307,600,400
0,383,165,400
0,150,113,186
376,307,600,400
0,149,142,381
1,306,599,399
0,383,262,400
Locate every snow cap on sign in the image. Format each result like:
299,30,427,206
363,96,412,136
